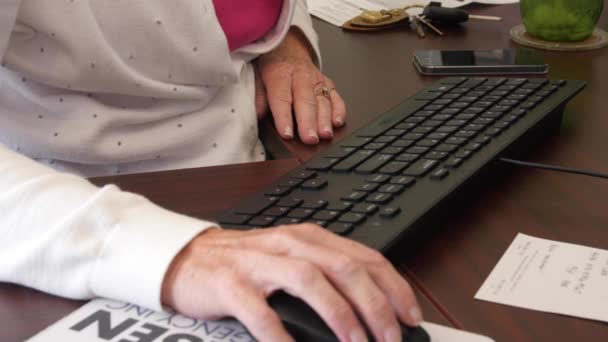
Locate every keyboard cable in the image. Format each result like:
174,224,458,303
498,157,608,180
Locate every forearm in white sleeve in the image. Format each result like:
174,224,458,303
0,0,20,60
0,144,217,311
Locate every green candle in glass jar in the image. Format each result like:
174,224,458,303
520,0,604,42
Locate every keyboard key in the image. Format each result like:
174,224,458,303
427,132,449,140
291,171,316,179
324,147,356,159
464,143,482,152
265,186,292,197
426,151,449,160
454,130,477,138
378,162,409,175
428,84,454,92
287,208,315,219
421,120,443,128
391,140,415,148
395,153,419,162
300,200,328,210
306,158,339,171
327,222,354,235
249,216,276,227
390,176,416,186
485,127,503,137
412,127,434,134
416,139,440,147
338,213,366,224
301,179,328,190
404,116,426,123
413,110,436,118
275,217,303,225
378,184,405,194
436,125,459,134
406,146,430,155
474,136,491,145
263,206,290,217
381,147,404,155
312,210,341,221
430,168,449,180
445,119,467,127
402,133,424,141
351,203,379,215
362,142,386,150
463,124,485,132
379,207,401,218
374,136,397,144
454,150,473,159
341,137,372,148
446,137,467,145
445,157,463,169
279,178,304,188
277,197,303,208
434,144,458,153
326,202,353,212
355,182,380,192
342,191,367,202
366,193,393,204
366,174,390,183
402,159,438,176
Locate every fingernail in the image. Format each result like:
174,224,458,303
335,117,344,126
308,129,319,143
385,326,401,342
409,306,423,325
323,126,333,137
350,329,368,342
284,126,293,138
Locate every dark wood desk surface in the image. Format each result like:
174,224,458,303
2,4,607,341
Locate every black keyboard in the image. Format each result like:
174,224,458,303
218,77,584,251
215,77,584,341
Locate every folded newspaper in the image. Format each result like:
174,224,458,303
27,298,495,342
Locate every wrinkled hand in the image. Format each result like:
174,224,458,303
162,224,423,342
255,28,347,145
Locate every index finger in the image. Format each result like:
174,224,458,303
263,68,296,140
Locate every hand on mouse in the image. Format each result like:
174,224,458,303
161,224,423,342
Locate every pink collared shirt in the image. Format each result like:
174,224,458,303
213,0,285,51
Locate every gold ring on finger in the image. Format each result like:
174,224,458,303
314,87,331,98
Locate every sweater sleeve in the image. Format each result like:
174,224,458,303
0,144,217,311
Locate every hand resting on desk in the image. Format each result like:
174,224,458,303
161,224,423,342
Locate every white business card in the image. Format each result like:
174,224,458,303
475,233,608,322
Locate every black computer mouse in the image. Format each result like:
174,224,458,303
268,291,430,342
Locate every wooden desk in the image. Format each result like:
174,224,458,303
1,4,607,341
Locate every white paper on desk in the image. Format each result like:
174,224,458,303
307,0,519,27
27,298,495,342
475,233,608,323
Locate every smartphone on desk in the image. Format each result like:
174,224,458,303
413,48,548,75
